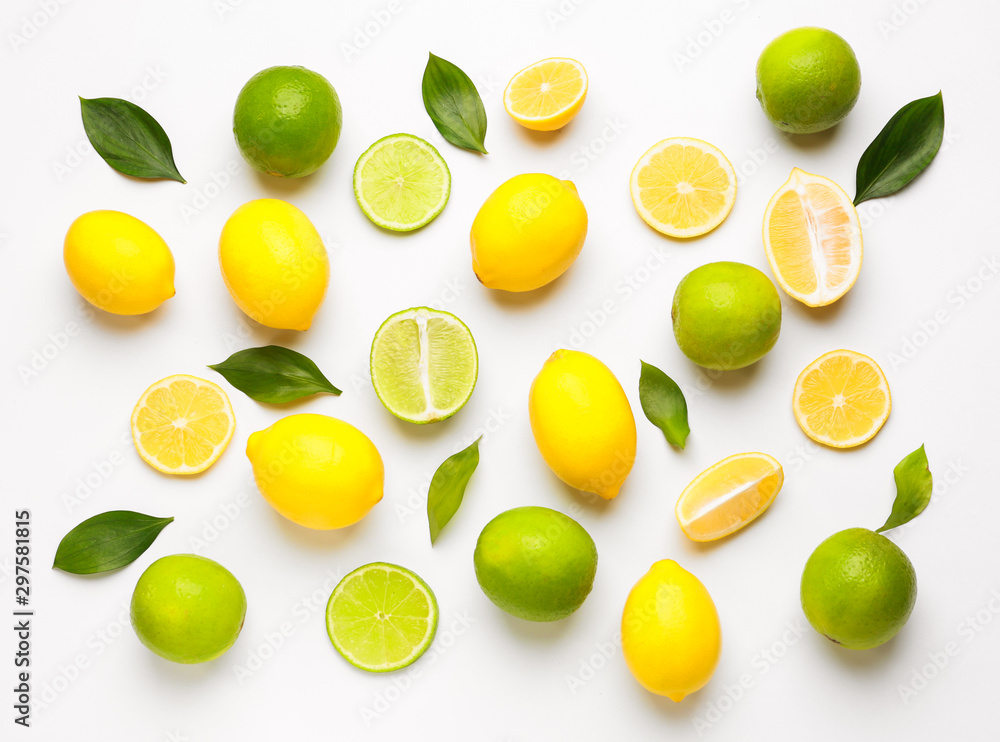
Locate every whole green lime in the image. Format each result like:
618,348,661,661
131,554,247,664
233,65,342,178
801,528,916,650
755,27,861,134
473,506,597,622
671,261,781,370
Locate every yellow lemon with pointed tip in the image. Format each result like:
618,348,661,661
246,414,383,530
219,199,329,330
63,210,175,315
528,349,635,499
622,560,722,702
470,173,587,292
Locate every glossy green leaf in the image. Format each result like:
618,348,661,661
854,92,944,205
421,53,488,154
877,445,933,533
638,360,690,449
53,511,173,575
79,97,186,182
209,345,341,403
428,437,482,544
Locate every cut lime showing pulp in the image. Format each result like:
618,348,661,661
370,307,478,424
326,562,439,672
354,134,451,231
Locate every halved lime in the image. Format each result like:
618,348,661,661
326,562,439,673
353,133,451,231
370,307,478,424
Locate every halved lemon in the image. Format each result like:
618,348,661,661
763,168,862,307
792,350,890,448
630,137,737,238
131,374,236,475
503,57,588,131
676,453,783,542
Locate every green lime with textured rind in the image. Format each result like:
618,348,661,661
756,27,861,134
474,506,597,622
130,554,246,664
233,65,342,178
671,261,781,371
801,528,916,650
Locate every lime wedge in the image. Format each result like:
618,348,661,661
370,307,477,424
353,133,451,231
326,562,439,673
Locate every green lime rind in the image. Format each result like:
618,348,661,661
800,528,916,650
233,65,343,179
755,27,861,135
370,306,478,424
353,133,451,232
325,562,439,673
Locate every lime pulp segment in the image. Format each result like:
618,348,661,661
326,562,439,672
353,134,451,231
370,307,478,424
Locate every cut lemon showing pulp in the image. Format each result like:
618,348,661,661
630,137,737,238
676,453,783,542
131,375,235,475
793,350,890,448
763,168,862,307
353,133,451,232
370,307,478,424
326,562,439,673
503,57,588,131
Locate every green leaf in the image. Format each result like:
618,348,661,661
208,345,341,403
53,511,173,575
877,445,933,533
421,53,488,154
638,361,690,449
854,92,944,205
428,437,482,544
80,96,186,182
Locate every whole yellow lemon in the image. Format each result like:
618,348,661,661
528,349,635,499
63,210,175,315
621,560,722,701
219,199,329,330
470,173,587,292
246,414,383,530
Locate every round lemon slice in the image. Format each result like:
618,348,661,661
503,57,588,131
630,137,736,238
792,350,890,448
131,374,235,475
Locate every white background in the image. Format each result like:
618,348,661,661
2,0,998,739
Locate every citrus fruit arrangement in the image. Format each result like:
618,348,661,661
52,28,946,705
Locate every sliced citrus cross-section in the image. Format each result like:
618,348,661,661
503,57,588,131
370,307,478,424
353,133,451,232
676,452,783,542
793,350,891,448
326,562,439,673
630,137,737,238
131,374,236,475
763,168,862,307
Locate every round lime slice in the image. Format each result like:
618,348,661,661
326,562,439,673
353,133,451,231
370,307,478,424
